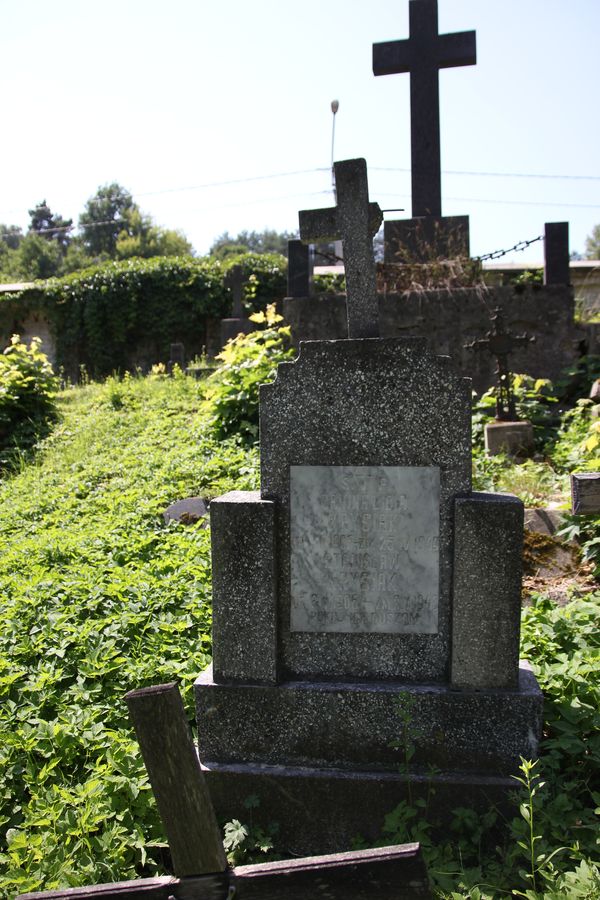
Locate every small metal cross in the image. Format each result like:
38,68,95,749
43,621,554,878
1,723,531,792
465,308,534,421
298,158,382,339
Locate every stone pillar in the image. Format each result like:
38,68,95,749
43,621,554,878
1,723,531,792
287,240,311,298
210,491,278,685
451,491,524,691
544,221,570,286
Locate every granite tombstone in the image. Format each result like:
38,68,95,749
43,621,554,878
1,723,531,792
195,158,543,854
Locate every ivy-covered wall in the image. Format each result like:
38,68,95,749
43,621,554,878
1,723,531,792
0,253,287,379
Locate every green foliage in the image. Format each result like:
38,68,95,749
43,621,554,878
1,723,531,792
79,183,136,257
471,374,559,453
0,336,58,464
203,305,295,443
375,594,600,899
0,373,260,897
16,233,63,280
510,269,544,286
28,201,72,251
312,271,346,294
221,252,287,312
37,256,229,378
222,797,280,866
210,229,297,260
585,223,600,260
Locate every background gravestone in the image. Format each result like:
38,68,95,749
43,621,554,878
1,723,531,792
195,158,542,854
373,0,475,261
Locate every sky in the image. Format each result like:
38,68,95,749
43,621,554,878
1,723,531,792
2,0,599,262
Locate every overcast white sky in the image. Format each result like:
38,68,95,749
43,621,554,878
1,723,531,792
2,0,599,261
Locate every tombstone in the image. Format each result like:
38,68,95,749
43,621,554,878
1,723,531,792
544,221,570,286
287,239,312,298
221,264,252,346
465,308,535,456
195,158,542,855
571,473,600,514
373,0,475,261
167,342,185,373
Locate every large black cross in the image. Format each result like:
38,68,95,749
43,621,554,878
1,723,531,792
299,158,382,339
373,0,476,218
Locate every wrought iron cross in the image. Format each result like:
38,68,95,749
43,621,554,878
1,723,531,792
373,0,476,218
299,158,382,339
465,308,533,421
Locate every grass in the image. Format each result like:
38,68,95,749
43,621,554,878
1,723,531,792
0,372,258,896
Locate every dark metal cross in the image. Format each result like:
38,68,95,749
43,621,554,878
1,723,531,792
299,158,382,339
465,309,533,421
373,0,476,218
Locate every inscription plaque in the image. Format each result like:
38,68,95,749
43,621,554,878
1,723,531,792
290,465,440,633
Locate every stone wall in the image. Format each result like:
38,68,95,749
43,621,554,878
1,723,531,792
283,284,584,395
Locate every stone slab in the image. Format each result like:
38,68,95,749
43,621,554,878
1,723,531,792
221,318,252,348
571,472,600,514
383,215,470,264
259,337,471,683
200,760,519,857
451,492,524,691
484,421,534,457
210,491,278,685
524,508,564,536
195,663,542,775
163,496,208,525
290,465,440,634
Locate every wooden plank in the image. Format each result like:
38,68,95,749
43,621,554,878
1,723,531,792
124,683,227,878
18,843,431,900
232,842,432,899
17,875,228,900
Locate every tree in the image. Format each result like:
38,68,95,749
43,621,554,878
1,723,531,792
16,233,62,279
79,183,136,256
114,208,192,260
0,224,23,251
585,224,600,260
28,201,73,250
210,228,298,260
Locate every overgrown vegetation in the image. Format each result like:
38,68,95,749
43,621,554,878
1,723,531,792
0,336,58,468
0,330,599,898
202,305,294,442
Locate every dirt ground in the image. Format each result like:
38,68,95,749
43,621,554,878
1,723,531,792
522,529,597,605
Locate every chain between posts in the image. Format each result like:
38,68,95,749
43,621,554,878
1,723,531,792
476,233,544,263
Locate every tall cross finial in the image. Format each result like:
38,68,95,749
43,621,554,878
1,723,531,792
373,0,476,218
299,158,382,339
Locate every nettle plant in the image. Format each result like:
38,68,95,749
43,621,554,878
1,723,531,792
203,304,295,443
0,335,58,463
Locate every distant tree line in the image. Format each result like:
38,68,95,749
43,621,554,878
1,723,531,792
0,184,192,283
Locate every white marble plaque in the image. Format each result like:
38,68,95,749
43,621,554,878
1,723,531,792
290,465,440,634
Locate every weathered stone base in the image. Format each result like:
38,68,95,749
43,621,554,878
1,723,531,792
200,759,520,856
484,421,535,457
221,317,252,347
195,664,542,776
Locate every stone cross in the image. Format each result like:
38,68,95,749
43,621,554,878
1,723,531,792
465,308,533,421
373,0,476,218
299,158,382,339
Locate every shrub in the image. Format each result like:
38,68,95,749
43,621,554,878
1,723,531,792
0,336,58,463
221,252,287,313
203,305,295,443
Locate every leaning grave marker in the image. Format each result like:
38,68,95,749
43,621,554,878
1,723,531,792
195,158,543,854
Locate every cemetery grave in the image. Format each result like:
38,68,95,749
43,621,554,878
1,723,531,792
196,157,543,853
1,0,599,896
